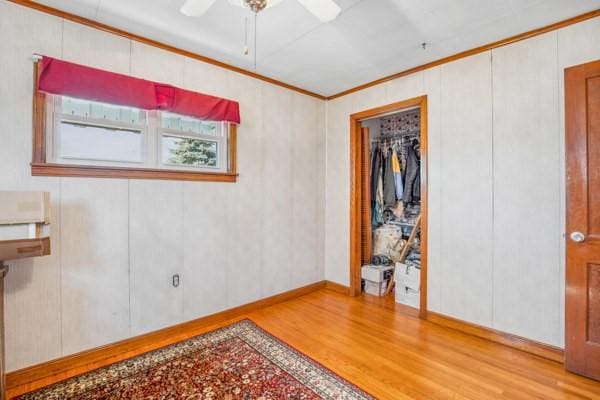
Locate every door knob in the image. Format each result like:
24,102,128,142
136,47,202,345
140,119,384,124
570,231,586,243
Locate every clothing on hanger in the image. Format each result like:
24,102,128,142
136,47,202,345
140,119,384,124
370,147,382,208
383,147,396,208
402,140,420,204
373,166,384,227
391,148,403,200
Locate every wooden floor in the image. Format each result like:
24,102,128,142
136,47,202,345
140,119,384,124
9,289,600,399
249,290,600,399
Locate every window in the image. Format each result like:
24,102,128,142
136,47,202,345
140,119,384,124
52,97,147,165
159,112,227,172
34,94,237,182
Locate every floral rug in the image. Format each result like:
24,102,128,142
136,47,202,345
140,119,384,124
19,320,373,400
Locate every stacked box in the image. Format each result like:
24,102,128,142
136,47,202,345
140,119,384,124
394,262,421,308
361,265,394,297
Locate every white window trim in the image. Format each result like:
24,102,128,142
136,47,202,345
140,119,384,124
46,96,229,173
159,128,227,173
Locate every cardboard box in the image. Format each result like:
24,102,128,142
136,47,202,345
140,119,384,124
0,237,50,261
0,191,52,261
361,265,394,283
0,191,50,224
0,223,50,241
394,262,420,291
395,287,420,309
364,280,388,296
394,262,420,308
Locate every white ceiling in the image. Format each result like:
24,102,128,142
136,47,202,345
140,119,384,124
32,0,600,96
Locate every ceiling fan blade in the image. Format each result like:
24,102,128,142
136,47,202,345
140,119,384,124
296,0,341,22
180,0,218,16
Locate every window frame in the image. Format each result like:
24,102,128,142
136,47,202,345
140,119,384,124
31,62,238,183
50,96,149,167
158,116,228,173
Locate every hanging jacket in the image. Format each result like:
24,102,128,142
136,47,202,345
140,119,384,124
383,148,396,208
370,147,381,208
402,141,420,204
412,140,421,202
391,148,403,200
373,164,384,227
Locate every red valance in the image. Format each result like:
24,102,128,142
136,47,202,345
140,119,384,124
38,56,241,124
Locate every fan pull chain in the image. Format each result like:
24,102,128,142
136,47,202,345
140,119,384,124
254,11,258,71
243,15,249,55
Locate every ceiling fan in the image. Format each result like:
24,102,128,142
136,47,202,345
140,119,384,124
180,0,342,22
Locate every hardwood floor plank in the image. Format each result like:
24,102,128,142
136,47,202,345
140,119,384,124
249,291,599,399
7,289,600,399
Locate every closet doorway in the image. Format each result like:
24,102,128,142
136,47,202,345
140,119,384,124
349,96,428,318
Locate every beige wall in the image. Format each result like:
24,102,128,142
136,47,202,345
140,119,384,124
324,16,600,348
0,2,326,371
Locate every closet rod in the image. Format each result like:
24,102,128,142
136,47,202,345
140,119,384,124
371,133,420,143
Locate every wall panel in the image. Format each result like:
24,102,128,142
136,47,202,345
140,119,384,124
60,178,130,354
130,41,185,86
129,180,184,335
223,79,264,308
260,85,294,296
182,182,231,319
351,84,387,114
62,20,131,74
492,32,561,346
423,67,443,313
324,95,352,284
385,71,425,105
291,95,322,287
439,52,494,326
0,1,63,371
316,102,327,284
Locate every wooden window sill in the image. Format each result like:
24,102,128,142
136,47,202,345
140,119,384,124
31,163,238,182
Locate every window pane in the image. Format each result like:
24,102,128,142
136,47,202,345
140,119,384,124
59,121,143,162
162,135,218,168
161,112,220,136
62,97,144,124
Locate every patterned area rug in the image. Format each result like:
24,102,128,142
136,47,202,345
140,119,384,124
20,320,373,400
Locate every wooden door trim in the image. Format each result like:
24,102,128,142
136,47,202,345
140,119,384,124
360,127,373,266
349,96,428,319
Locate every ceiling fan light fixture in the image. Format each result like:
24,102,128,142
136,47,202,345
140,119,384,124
228,0,283,12
182,0,341,21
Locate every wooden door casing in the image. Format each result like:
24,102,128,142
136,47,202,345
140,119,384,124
349,96,428,319
565,59,600,381
360,127,372,266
